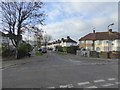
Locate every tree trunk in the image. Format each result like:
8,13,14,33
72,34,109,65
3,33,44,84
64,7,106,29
15,42,20,59
15,48,19,59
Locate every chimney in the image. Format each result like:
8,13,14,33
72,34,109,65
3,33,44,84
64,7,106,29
61,38,64,40
67,36,70,39
109,29,112,32
93,30,95,33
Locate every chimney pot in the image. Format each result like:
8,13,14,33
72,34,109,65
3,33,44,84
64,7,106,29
109,29,112,32
93,30,95,33
61,38,64,40
67,36,70,39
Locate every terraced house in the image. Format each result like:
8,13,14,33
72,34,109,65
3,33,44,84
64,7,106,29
47,36,77,50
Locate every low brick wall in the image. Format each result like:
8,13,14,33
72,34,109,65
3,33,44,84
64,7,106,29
110,51,120,59
100,51,120,59
99,52,108,59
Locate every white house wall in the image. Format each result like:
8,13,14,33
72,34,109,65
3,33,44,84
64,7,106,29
114,39,120,51
62,42,77,47
94,40,120,52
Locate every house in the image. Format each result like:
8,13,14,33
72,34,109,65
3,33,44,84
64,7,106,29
60,36,77,47
47,36,77,50
79,29,120,52
0,31,23,50
0,31,10,48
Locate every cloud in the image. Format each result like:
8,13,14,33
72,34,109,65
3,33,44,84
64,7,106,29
41,2,118,42
46,7,61,21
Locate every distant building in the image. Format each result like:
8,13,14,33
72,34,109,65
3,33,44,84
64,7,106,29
0,31,11,49
0,31,22,49
79,29,120,52
60,36,77,47
47,36,77,50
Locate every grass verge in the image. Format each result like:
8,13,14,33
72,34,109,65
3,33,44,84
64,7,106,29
35,51,43,56
57,51,67,55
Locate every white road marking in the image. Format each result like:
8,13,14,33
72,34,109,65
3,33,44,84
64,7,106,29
94,79,105,83
59,85,68,88
86,86,98,88
102,83,114,87
108,78,116,81
78,81,90,86
67,84,74,88
115,82,120,84
47,87,55,88
69,59,81,63
59,84,74,88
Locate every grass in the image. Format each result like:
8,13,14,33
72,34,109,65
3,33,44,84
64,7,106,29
57,51,67,55
35,51,43,56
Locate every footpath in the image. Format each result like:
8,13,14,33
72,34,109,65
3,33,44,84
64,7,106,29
1,54,41,69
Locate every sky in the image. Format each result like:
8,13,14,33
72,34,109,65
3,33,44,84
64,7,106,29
0,0,119,43
39,1,118,43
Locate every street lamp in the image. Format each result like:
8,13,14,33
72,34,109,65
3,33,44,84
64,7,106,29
108,23,114,30
107,23,114,58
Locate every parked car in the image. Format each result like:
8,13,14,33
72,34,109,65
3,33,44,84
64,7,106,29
42,48,47,53
38,48,42,52
38,48,47,53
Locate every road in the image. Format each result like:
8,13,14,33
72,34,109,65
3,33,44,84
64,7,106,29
2,51,119,88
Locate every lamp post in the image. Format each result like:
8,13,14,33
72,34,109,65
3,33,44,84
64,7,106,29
107,23,114,58
108,23,114,30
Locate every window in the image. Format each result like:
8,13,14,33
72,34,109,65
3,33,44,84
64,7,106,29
86,40,92,44
80,41,84,44
117,47,120,51
95,40,102,45
104,46,109,52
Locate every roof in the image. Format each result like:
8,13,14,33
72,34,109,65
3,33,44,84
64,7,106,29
79,31,120,41
47,36,77,45
62,38,77,43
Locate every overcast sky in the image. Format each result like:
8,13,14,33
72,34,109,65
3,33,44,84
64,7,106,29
39,1,118,43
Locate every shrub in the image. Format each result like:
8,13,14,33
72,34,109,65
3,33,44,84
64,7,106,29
66,46,78,54
17,43,33,59
63,47,67,53
2,45,15,57
57,46,79,54
57,46,63,52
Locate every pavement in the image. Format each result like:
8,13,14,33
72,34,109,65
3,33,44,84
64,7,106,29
2,56,40,69
2,51,119,88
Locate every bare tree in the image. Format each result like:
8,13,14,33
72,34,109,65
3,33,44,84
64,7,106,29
43,34,52,51
0,1,46,59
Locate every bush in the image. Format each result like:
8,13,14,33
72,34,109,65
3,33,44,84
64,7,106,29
67,46,78,54
57,46,79,54
63,47,67,53
17,43,33,59
2,45,15,57
57,46,63,52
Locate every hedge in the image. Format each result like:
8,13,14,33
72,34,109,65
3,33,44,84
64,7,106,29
57,46,78,54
